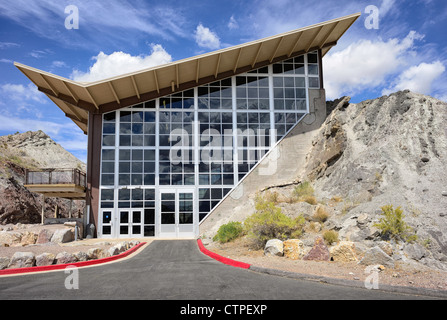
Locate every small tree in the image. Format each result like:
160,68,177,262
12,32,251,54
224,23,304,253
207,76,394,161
374,205,417,243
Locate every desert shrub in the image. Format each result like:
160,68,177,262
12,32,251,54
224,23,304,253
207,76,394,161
213,221,244,244
313,206,329,223
244,195,305,249
323,230,339,245
293,181,314,198
292,181,317,204
374,205,417,243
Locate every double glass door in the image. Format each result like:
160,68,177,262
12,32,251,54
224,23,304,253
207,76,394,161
159,189,195,238
99,188,196,238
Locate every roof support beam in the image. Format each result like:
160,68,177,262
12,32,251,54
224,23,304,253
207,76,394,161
153,71,160,94
196,59,200,83
320,21,339,48
108,82,121,105
131,75,141,99
288,32,304,57
83,87,99,109
233,48,242,73
61,81,79,104
252,43,264,68
305,26,324,52
176,64,179,89
214,53,222,78
270,37,284,62
39,74,59,97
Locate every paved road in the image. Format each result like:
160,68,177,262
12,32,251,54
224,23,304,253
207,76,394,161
0,240,432,301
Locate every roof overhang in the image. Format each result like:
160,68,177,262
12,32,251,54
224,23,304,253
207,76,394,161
15,13,360,134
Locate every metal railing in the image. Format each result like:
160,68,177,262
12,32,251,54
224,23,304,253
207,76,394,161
25,168,86,188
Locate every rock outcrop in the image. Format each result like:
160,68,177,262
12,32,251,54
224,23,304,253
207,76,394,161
0,130,86,224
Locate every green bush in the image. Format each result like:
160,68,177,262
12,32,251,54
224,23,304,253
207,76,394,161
244,195,305,249
374,205,417,243
213,221,244,244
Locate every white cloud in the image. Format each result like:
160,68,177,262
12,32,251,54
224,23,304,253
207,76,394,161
323,31,424,99
382,61,445,96
194,24,221,50
71,44,172,83
228,15,239,30
1,83,47,104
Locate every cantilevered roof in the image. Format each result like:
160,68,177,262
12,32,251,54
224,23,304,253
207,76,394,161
15,13,360,134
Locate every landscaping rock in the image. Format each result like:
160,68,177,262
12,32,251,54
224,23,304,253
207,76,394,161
87,247,105,260
359,246,394,268
303,237,330,261
330,241,358,262
51,228,74,243
36,229,54,244
0,231,22,246
55,252,77,265
264,239,284,257
35,253,55,266
8,252,35,269
283,239,304,260
74,251,88,262
20,231,37,246
0,257,10,270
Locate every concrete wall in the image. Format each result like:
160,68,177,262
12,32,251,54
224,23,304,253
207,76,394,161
199,88,327,239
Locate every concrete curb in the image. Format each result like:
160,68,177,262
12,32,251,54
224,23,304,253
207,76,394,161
197,239,250,269
198,240,447,299
0,242,147,276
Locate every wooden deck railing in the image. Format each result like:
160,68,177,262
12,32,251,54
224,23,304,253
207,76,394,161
25,168,86,188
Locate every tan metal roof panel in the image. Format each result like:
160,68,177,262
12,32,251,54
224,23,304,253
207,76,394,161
14,13,360,134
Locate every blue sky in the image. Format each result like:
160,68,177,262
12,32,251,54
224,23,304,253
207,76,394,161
0,0,446,163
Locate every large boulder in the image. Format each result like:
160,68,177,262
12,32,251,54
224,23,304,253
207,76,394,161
51,228,74,243
8,252,35,269
329,241,358,262
283,239,304,260
359,246,394,268
264,239,284,257
303,237,330,261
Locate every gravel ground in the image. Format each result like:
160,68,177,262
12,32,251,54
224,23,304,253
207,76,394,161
205,238,447,292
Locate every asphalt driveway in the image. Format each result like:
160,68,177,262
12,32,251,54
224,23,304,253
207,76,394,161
0,240,434,301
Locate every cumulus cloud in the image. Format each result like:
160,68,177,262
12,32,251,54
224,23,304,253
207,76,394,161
382,61,446,96
71,44,172,83
194,24,221,50
1,83,47,104
323,31,425,99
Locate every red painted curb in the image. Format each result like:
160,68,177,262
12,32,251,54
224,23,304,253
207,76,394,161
197,239,251,269
0,242,147,276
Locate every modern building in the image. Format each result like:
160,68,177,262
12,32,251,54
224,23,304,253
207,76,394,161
15,13,360,239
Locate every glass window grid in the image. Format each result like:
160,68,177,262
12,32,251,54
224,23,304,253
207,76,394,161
100,52,320,222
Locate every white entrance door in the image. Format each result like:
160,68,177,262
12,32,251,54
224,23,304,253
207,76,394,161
118,209,144,238
159,189,195,238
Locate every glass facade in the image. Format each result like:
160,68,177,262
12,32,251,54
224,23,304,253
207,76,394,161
98,51,320,238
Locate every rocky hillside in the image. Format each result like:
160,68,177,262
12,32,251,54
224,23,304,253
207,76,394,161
0,131,86,224
256,90,447,270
